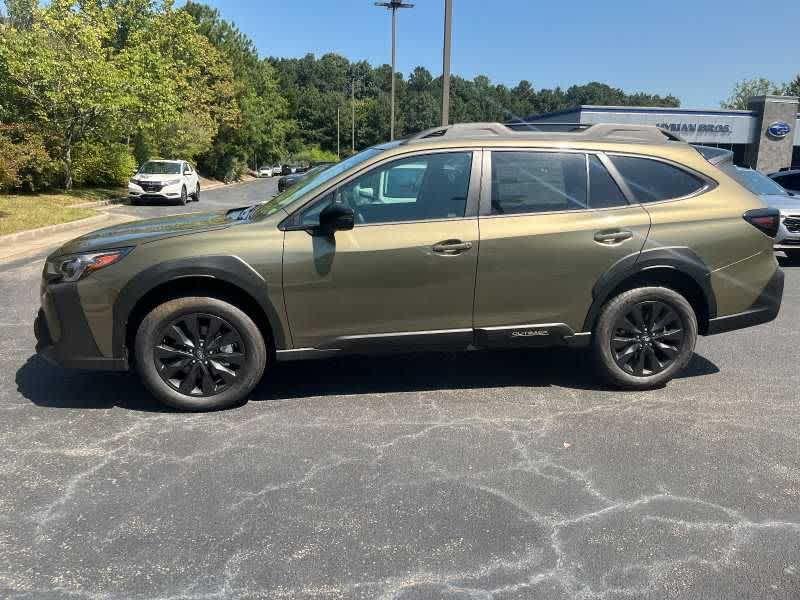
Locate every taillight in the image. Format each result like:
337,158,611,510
743,208,781,238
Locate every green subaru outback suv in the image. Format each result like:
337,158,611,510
35,123,784,410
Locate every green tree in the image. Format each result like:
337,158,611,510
721,78,786,109
785,75,800,98
0,0,131,188
183,1,289,178
1,0,37,29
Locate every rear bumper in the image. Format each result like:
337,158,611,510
705,267,784,335
35,283,128,371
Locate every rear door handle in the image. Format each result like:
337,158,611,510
594,230,633,244
432,239,473,254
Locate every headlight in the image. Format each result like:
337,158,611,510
162,178,181,186
129,178,141,186
45,248,132,283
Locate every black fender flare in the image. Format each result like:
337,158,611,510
112,255,287,358
581,247,718,333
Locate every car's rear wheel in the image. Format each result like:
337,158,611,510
593,286,697,390
135,297,267,411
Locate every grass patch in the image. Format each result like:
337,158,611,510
0,187,124,236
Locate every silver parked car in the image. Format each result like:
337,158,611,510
724,165,800,259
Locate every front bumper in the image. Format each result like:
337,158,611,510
775,216,800,249
128,182,183,202
35,282,128,371
706,267,784,335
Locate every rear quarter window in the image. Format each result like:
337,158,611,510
609,155,706,203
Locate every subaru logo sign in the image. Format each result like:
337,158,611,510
767,121,792,139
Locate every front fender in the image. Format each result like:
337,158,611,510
112,255,287,359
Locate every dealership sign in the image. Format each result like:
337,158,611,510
656,122,732,135
767,121,792,139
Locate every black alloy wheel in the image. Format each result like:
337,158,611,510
180,186,188,205
611,300,685,377
154,313,246,397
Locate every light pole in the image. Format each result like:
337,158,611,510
441,0,452,126
352,78,357,153
375,1,414,140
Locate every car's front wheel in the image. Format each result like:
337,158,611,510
179,186,188,205
135,297,268,411
593,286,697,390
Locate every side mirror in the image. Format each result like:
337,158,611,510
316,203,354,235
184,169,191,175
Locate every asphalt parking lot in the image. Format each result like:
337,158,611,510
1,181,799,598
111,176,280,220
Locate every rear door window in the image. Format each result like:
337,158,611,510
609,155,706,203
490,152,587,214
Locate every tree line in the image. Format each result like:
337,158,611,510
1,0,684,192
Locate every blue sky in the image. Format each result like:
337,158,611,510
185,0,798,108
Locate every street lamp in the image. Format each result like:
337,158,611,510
374,0,414,141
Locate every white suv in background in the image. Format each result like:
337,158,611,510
129,160,200,205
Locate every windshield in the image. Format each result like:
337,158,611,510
253,144,400,219
723,165,788,196
139,161,182,175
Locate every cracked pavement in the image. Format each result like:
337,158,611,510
1,200,799,598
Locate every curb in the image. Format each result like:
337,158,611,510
0,214,111,246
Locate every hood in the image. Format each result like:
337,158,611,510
758,194,800,214
133,173,181,182
55,210,235,256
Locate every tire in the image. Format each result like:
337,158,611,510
179,186,188,205
135,297,268,411
593,286,698,390
193,184,200,202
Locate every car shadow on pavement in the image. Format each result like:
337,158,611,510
15,355,171,412
16,349,720,412
251,348,720,402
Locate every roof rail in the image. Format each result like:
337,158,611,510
404,121,684,145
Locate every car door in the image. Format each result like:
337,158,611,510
282,149,482,351
474,149,651,343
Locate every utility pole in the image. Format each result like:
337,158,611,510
351,78,356,153
337,107,340,159
441,0,452,126
375,1,414,140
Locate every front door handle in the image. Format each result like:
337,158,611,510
594,230,633,244
432,239,473,254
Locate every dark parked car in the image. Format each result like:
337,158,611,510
278,163,334,192
767,169,800,195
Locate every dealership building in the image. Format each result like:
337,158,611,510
526,95,800,172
